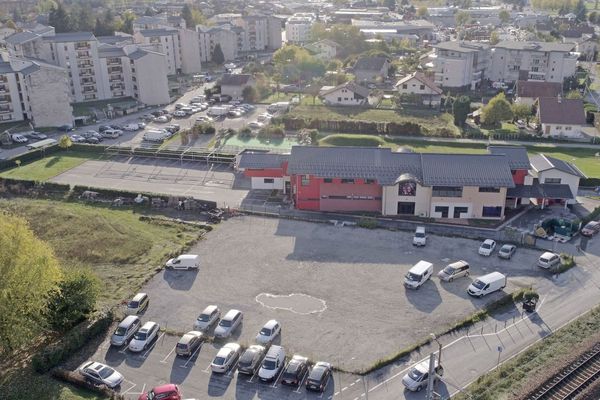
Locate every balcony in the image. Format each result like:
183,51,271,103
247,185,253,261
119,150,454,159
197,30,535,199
109,75,123,82
75,43,90,50
0,85,7,93
79,70,94,77
77,51,92,59
0,95,11,103
0,107,12,113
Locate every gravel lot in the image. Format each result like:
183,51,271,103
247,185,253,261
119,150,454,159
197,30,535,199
137,216,545,372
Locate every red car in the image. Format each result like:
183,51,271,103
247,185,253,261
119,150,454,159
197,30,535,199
138,384,181,400
581,221,600,237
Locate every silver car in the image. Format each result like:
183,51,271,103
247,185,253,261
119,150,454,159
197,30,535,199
78,361,124,388
437,260,470,282
214,309,243,338
498,244,517,259
194,305,220,331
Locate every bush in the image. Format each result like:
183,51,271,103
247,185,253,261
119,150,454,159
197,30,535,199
257,124,285,139
557,253,576,273
358,218,378,229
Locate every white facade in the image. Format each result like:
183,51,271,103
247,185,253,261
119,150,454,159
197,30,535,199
395,73,442,106
134,29,181,75
251,177,285,189
433,42,490,89
178,28,202,74
321,86,368,106
197,25,239,62
541,122,583,138
285,14,315,44
130,49,170,106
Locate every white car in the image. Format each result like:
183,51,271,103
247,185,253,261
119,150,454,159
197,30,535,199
173,110,187,118
11,134,28,143
29,132,48,140
478,239,496,256
70,134,86,143
256,320,281,344
196,116,214,123
123,123,140,131
101,129,121,138
211,342,242,373
155,115,170,123
248,121,264,130
78,361,124,388
194,305,221,331
175,103,187,109
128,321,160,352
214,309,243,338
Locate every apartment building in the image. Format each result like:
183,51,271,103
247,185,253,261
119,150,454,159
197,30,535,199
489,41,577,83
285,14,316,44
433,41,490,89
197,25,239,62
133,27,201,75
0,52,72,127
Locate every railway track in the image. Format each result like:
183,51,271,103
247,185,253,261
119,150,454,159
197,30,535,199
528,343,600,400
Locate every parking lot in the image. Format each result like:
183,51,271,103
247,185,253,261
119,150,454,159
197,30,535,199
80,216,550,399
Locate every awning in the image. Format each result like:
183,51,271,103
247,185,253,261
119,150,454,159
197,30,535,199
507,182,574,199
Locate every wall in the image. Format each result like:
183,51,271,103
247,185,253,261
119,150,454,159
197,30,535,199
292,174,320,210
319,178,382,212
537,169,580,204
251,177,284,189
26,65,73,127
322,88,366,106
133,52,170,105
243,168,285,178
381,182,431,216
542,123,583,138
434,56,472,88
429,186,507,219
512,169,528,185
2,72,23,122
179,29,202,74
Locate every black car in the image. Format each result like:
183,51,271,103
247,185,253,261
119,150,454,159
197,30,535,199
85,137,100,144
151,110,163,117
281,355,308,386
306,362,332,392
237,345,266,375
58,124,74,132
98,125,111,132
110,124,122,130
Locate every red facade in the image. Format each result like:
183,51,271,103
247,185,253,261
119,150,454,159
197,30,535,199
511,169,528,185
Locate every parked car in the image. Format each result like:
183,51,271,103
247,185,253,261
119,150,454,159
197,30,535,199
98,125,112,132
58,124,74,132
101,129,121,139
29,132,47,140
281,354,308,386
111,315,141,346
10,134,28,143
402,359,443,392
412,226,427,247
437,260,470,282
258,345,285,382
211,342,242,373
78,361,124,388
404,260,433,289
306,361,332,392
173,110,187,118
138,384,181,400
498,244,517,259
478,239,496,256
248,121,264,130
537,252,560,269
196,116,214,123
84,136,99,144
256,320,281,345
581,221,600,237
128,321,160,352
82,131,103,141
69,134,86,143
194,305,221,331
123,123,141,131
516,120,526,129
165,124,180,133
126,292,149,315
467,272,506,298
237,345,266,375
176,331,204,357
175,103,187,109
214,309,243,338
155,115,171,123
165,254,200,270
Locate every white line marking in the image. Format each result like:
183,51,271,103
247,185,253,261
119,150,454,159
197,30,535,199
142,333,165,358
295,371,309,393
160,345,177,363
120,380,137,395
272,361,288,388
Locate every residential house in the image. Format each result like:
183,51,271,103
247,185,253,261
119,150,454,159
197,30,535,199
353,56,390,83
395,72,443,106
304,39,340,60
133,28,181,75
235,150,289,190
285,14,316,44
525,154,585,205
514,80,562,106
220,73,256,100
432,41,490,89
536,97,585,138
320,81,372,106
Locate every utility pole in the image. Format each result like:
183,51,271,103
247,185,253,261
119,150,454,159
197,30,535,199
425,352,436,400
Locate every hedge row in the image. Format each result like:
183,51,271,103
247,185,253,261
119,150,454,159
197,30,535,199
0,177,71,194
32,312,113,373
581,178,600,187
71,185,170,202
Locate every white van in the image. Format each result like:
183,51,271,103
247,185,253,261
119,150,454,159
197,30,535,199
404,260,433,290
413,226,427,247
467,272,506,298
126,293,149,314
258,345,286,382
165,254,200,270
402,358,443,392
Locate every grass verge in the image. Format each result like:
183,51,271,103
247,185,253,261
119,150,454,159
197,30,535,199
0,150,102,181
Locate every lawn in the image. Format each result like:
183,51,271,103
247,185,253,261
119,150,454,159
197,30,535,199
2,367,101,400
0,150,101,181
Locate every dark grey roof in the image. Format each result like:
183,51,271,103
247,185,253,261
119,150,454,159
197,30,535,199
98,44,126,58
434,41,489,53
320,81,370,98
530,154,586,178
354,56,388,72
507,181,574,199
127,48,150,60
220,73,253,86
487,146,530,170
537,97,585,125
516,80,561,99
238,152,289,169
139,28,178,36
494,41,575,52
0,61,16,74
5,31,39,45
44,32,96,42
421,154,515,187
97,35,133,45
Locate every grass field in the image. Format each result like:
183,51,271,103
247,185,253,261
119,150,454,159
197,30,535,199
0,151,102,181
4,368,101,400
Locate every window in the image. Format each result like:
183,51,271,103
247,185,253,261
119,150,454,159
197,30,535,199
556,125,562,130
402,84,408,89
365,179,376,184
398,181,416,196
337,97,341,102
264,178,274,184
420,85,425,90
482,206,502,217
341,178,355,184
434,206,449,218
453,206,468,218
479,187,500,193
323,178,333,183
432,186,462,197
301,175,310,186
565,126,572,131
544,178,561,184
397,202,415,215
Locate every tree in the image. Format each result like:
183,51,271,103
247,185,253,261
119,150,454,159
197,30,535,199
589,11,599,24
5,20,17,30
455,10,471,26
72,6,95,32
58,134,72,150
212,43,225,64
566,90,583,99
417,6,429,17
512,102,532,121
48,3,71,33
181,4,193,28
47,268,99,331
490,31,500,45
94,9,115,36
574,0,587,21
118,10,135,34
452,95,471,127
482,92,514,126
383,0,396,10
499,9,511,24
0,214,62,352
242,85,259,103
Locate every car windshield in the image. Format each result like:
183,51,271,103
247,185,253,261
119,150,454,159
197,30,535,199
408,368,424,381
128,301,139,308
482,243,491,249
219,319,232,327
134,331,147,340
442,266,455,275
263,359,277,370
213,356,226,366
415,232,425,238
260,328,271,336
114,326,127,336
540,257,550,263
406,272,421,281
472,279,486,290
198,313,210,322
98,366,115,379
500,246,510,253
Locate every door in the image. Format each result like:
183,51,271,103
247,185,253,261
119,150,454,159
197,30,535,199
434,206,449,218
397,202,415,215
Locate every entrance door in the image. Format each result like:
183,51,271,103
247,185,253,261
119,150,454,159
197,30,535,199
453,206,468,219
434,206,449,218
397,202,416,215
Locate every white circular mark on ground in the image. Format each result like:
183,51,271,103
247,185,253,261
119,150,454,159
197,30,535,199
255,293,327,315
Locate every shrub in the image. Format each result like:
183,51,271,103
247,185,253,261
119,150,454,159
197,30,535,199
358,218,378,229
557,253,575,273
257,124,285,139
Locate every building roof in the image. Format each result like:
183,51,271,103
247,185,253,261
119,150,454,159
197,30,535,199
238,152,289,169
44,31,96,42
530,154,586,178
220,73,253,86
98,44,126,58
97,35,133,45
395,72,442,95
494,41,575,52
4,31,39,45
353,56,388,72
434,41,490,53
138,28,178,37
320,81,371,98
126,47,152,60
421,153,515,187
487,146,531,170
516,80,562,99
507,181,575,199
537,97,585,125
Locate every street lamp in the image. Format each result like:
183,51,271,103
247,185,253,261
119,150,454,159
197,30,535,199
430,333,442,367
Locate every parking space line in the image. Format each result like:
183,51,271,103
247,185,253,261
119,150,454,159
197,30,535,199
271,360,288,388
294,371,309,393
142,333,165,358
159,345,177,364
120,380,137,395
203,360,213,373
180,345,203,369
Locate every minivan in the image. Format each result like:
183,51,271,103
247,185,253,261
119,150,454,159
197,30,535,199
165,254,200,270
126,293,149,315
258,345,286,382
214,309,243,338
537,252,560,269
402,358,444,392
404,260,433,289
128,321,160,352
438,260,470,282
467,272,507,298
111,315,141,346
413,226,427,247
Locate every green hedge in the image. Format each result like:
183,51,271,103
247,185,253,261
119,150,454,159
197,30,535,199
581,178,600,187
32,312,113,373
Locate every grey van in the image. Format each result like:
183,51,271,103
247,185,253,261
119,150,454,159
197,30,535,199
438,260,470,282
111,315,141,346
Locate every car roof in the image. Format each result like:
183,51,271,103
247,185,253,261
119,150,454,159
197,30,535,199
201,304,218,314
177,254,199,260
140,321,157,330
585,221,599,226
483,239,495,244
180,331,202,343
152,384,178,393
223,309,241,320
263,319,278,329
131,292,147,302
265,344,283,358
219,343,240,355
477,271,506,282
540,251,557,258
448,260,468,268
500,244,515,248
118,315,139,327
410,260,433,274
414,358,438,373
